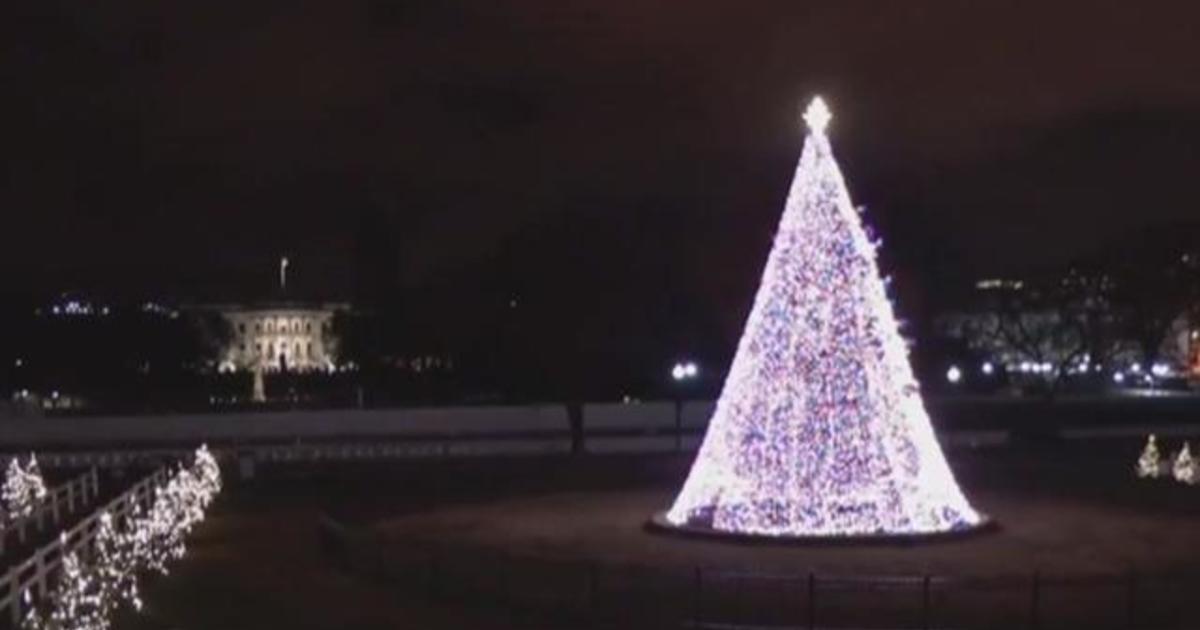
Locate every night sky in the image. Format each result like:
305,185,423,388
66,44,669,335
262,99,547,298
7,1,1200,313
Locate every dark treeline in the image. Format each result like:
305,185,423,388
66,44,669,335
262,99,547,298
4,220,1199,413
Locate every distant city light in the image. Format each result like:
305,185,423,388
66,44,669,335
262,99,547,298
13,358,22,368
1130,363,1142,373
975,278,1025,290
1113,372,1125,384
981,361,994,375
1151,363,1170,377
946,365,963,384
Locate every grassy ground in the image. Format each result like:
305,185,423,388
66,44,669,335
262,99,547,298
373,446,1200,577
112,474,567,630
113,438,1200,629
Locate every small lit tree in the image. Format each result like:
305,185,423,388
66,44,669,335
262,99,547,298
125,446,222,576
1173,442,1195,485
22,546,108,630
3,454,48,521
93,512,142,614
24,455,48,504
3,458,29,519
1136,434,1161,479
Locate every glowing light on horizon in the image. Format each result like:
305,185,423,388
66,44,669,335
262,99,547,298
664,97,981,537
946,366,962,384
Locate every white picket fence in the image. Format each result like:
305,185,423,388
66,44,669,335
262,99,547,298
0,467,166,626
1,469,99,557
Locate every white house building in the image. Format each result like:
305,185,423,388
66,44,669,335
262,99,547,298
215,302,348,373
197,258,351,373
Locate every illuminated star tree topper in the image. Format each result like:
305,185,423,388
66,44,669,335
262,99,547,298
658,96,984,538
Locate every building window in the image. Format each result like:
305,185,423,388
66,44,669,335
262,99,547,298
306,342,313,357
238,323,246,334
239,343,246,352
266,322,273,333
306,322,312,333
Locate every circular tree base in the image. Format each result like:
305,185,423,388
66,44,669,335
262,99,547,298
647,510,997,546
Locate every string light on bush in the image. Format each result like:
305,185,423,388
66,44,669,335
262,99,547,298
22,445,222,629
23,544,108,630
4,454,48,521
659,97,984,538
3,459,29,519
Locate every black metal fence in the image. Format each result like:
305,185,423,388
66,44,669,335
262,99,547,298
318,517,1199,629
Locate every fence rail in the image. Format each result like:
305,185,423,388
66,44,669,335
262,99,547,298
0,469,99,557
320,521,1200,630
0,467,167,627
10,397,1200,456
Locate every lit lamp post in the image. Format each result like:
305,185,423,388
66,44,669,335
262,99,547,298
945,365,963,385
671,361,699,451
671,361,699,384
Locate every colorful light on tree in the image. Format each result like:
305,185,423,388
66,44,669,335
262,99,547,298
660,97,983,538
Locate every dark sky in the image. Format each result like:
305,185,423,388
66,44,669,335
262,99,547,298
7,1,1200,306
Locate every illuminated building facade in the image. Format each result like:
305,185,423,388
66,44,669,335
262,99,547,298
215,302,347,373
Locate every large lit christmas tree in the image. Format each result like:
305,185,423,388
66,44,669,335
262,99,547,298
657,97,984,538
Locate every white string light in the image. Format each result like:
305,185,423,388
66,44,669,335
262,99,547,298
22,546,108,630
1172,442,1195,485
4,454,48,522
665,97,982,537
1135,434,1161,479
22,445,222,630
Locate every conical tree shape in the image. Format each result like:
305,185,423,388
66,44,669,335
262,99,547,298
662,97,982,537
